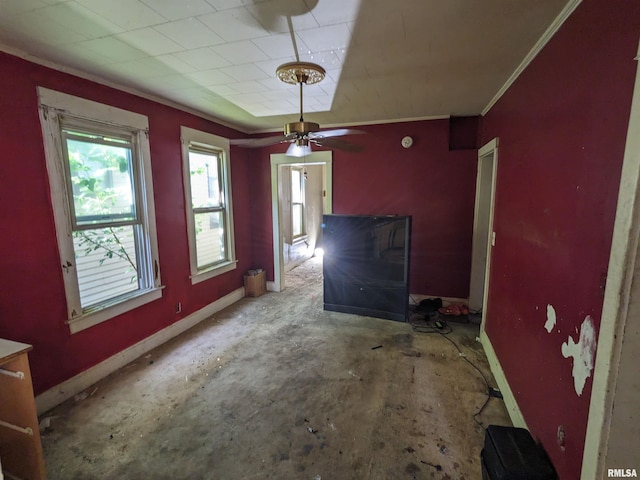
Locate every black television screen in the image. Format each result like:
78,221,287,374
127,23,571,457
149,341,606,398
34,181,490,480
321,214,410,285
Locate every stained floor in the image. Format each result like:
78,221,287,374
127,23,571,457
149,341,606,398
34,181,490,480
40,257,511,479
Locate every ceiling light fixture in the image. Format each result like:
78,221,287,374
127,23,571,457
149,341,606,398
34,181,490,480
231,61,363,156
276,61,326,85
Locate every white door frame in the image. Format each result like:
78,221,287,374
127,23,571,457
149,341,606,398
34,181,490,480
471,138,499,333
270,151,332,292
581,46,640,479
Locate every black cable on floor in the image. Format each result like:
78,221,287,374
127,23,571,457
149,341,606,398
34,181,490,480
409,312,492,430
436,331,491,430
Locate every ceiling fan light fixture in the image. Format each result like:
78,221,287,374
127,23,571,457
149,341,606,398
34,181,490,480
284,121,319,135
276,61,326,85
286,140,312,158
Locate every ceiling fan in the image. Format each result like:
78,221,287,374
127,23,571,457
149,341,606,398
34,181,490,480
230,61,364,157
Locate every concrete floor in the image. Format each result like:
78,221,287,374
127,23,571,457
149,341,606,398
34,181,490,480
40,257,511,479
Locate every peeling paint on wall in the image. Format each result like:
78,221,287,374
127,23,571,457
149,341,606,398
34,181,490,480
545,304,556,333
561,315,597,396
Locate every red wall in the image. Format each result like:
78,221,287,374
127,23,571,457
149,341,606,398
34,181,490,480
249,119,479,298
0,52,254,394
480,1,640,478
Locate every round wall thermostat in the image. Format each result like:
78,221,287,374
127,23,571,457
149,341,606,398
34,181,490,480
401,136,413,148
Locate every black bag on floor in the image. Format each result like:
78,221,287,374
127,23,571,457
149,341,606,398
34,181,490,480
481,425,557,480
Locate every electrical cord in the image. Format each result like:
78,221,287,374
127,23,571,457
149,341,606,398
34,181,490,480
409,310,493,429
435,329,491,429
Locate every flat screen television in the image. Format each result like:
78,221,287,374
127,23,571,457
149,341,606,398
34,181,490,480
321,214,411,321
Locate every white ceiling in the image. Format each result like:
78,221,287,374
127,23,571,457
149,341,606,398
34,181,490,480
0,0,571,133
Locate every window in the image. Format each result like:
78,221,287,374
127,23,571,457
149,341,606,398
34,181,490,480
181,126,236,283
38,87,162,334
291,167,306,239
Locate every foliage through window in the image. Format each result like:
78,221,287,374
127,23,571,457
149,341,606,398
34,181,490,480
39,87,161,333
181,127,235,283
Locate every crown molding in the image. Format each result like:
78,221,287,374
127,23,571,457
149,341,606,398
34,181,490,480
481,0,583,116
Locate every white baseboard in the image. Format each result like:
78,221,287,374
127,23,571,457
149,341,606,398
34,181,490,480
36,287,245,415
409,293,469,306
479,330,528,429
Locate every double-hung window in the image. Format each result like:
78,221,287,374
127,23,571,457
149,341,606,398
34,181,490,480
38,87,162,334
181,127,236,283
291,167,306,240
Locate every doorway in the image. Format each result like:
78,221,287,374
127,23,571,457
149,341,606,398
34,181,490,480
469,138,498,328
270,151,333,292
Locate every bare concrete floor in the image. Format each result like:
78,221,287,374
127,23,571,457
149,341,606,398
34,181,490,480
41,257,511,479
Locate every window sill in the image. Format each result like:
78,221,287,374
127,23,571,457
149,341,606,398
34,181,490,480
190,260,238,285
292,236,308,245
67,287,164,335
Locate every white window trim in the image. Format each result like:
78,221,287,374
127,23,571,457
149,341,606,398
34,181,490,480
291,167,307,242
180,126,237,284
38,87,163,334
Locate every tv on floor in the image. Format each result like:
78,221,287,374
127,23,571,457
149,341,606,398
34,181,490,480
321,214,411,322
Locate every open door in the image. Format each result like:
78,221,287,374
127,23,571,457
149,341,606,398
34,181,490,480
469,138,498,326
270,151,332,292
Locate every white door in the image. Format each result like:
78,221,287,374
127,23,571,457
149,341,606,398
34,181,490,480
468,138,498,317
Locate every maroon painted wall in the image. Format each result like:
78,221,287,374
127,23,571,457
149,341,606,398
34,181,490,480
0,52,254,394
249,119,479,298
480,1,640,478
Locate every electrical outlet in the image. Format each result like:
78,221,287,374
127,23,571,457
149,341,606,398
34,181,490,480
175,302,182,313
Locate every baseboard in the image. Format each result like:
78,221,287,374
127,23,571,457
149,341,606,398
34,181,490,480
35,287,244,415
479,330,528,429
266,280,276,292
409,293,469,306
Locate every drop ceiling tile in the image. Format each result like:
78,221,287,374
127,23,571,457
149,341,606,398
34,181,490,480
141,0,215,20
9,11,88,46
204,0,247,11
211,40,269,65
298,50,342,70
172,47,231,70
150,73,199,90
207,84,239,96
288,11,321,31
308,0,362,27
230,81,270,94
155,53,198,73
116,28,184,56
54,42,120,68
254,57,296,78
258,77,292,92
252,32,307,60
296,23,352,53
153,18,225,49
36,3,124,39
79,36,151,62
198,7,269,42
76,0,166,30
107,56,177,79
186,68,236,86
0,0,48,16
218,63,269,81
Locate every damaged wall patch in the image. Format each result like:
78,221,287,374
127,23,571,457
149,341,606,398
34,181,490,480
545,304,556,333
561,315,597,396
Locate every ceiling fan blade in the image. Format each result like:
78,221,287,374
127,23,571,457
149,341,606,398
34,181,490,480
309,128,365,139
312,137,364,152
230,135,292,148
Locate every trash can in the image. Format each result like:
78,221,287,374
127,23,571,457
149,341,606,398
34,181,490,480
244,269,266,297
